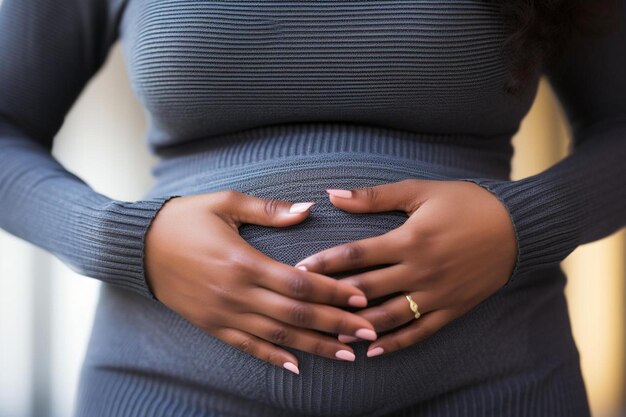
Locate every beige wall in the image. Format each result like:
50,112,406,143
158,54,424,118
512,79,626,416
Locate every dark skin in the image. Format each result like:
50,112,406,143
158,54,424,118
294,179,517,357
144,189,378,376
145,179,516,374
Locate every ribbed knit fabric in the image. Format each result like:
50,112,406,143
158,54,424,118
0,0,625,416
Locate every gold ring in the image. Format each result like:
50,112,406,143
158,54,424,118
404,292,421,320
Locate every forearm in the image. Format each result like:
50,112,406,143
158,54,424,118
0,122,175,300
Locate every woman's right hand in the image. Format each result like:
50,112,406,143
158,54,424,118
144,190,377,375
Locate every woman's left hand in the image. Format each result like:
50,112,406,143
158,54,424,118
293,178,517,358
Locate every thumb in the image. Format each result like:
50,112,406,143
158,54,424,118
220,190,315,227
325,179,428,214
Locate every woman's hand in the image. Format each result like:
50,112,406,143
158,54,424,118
144,190,378,375
293,179,517,358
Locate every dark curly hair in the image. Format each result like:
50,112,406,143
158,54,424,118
499,0,619,97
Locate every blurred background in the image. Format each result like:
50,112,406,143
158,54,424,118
0,39,624,417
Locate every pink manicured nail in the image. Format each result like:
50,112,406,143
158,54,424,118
335,350,356,361
367,347,384,358
338,334,358,343
347,295,367,307
296,265,308,271
289,202,315,214
283,362,300,375
355,328,377,341
326,189,353,198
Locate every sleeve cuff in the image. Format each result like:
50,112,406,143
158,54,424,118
81,195,181,302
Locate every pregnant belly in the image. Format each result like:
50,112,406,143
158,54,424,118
83,150,569,416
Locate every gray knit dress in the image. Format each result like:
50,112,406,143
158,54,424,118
0,1,625,416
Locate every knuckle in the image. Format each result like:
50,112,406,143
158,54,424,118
308,254,327,272
237,337,256,356
326,281,341,305
225,249,254,275
263,198,283,218
197,316,217,333
265,349,283,366
212,284,234,305
289,302,313,327
419,263,441,283
417,223,438,243
269,326,291,345
379,307,404,329
226,290,248,311
311,339,326,356
213,327,229,340
402,228,420,248
404,198,424,215
287,273,312,298
419,323,436,340
333,313,351,334
348,278,370,297
341,243,364,262
390,336,405,352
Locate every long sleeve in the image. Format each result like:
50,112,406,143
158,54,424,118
461,1,626,286
0,0,178,301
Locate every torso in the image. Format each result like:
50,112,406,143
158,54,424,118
119,0,541,149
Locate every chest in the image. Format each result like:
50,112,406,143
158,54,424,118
119,0,540,144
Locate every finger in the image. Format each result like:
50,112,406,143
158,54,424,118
215,327,301,375
248,287,377,341
338,290,434,343
325,178,430,215
237,313,358,362
338,263,415,301
214,189,316,228
358,291,434,333
365,309,453,358
294,228,405,275
255,259,369,308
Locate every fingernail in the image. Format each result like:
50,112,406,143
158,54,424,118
338,334,358,343
289,202,315,214
335,350,356,361
283,361,300,375
355,328,377,341
296,265,308,271
367,347,384,358
326,189,352,198
347,295,367,307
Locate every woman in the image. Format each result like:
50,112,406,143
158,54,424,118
0,0,624,416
